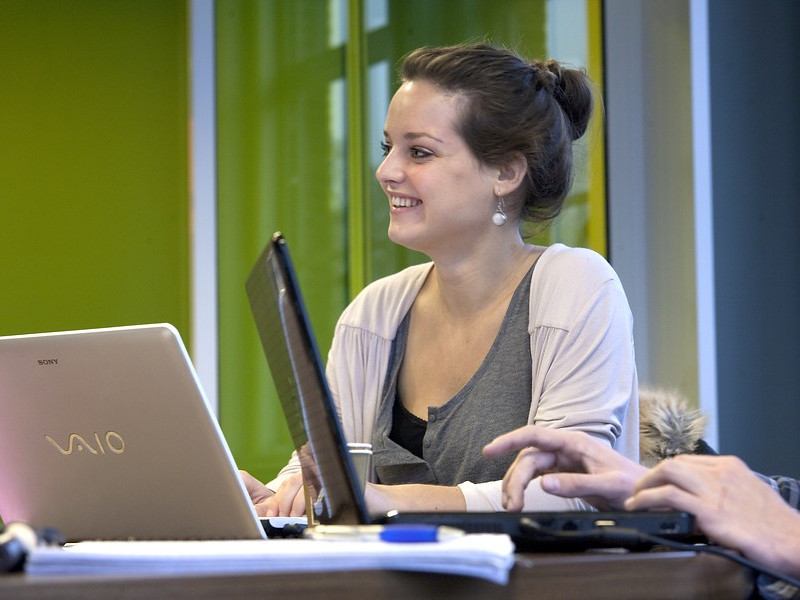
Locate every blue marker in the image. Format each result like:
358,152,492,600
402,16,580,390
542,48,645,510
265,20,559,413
304,524,465,543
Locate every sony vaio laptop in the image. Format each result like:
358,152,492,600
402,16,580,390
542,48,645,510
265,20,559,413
245,232,697,550
0,323,266,542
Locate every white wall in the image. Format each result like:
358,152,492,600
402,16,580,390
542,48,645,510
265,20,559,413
190,0,219,413
605,0,717,445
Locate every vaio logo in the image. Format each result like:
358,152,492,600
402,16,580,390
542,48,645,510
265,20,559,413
44,432,126,455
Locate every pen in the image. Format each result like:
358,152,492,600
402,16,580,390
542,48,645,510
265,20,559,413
303,524,465,543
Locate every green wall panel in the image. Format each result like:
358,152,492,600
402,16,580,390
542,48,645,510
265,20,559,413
216,0,348,480
0,0,190,341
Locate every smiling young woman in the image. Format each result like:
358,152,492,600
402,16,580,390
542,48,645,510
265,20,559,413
243,43,639,517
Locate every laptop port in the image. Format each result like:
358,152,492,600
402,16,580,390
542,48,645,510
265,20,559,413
593,519,617,528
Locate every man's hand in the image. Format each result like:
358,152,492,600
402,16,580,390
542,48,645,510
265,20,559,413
483,425,646,511
626,455,800,577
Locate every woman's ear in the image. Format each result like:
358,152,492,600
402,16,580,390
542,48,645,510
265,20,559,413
494,152,527,197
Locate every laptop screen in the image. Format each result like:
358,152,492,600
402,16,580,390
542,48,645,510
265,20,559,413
0,323,265,541
246,232,368,525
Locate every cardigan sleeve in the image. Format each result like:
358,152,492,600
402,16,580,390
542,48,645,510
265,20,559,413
458,479,592,512
527,246,639,457
265,450,301,492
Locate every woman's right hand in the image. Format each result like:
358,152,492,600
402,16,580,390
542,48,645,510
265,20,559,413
239,470,306,517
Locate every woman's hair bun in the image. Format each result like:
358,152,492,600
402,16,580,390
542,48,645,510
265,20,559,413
534,60,593,141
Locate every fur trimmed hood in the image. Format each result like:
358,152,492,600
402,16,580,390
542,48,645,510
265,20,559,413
639,386,714,467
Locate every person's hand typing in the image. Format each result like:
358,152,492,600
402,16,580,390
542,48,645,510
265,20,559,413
239,470,306,517
625,455,800,577
483,425,646,511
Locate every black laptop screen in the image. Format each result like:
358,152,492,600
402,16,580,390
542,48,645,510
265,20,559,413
245,232,367,525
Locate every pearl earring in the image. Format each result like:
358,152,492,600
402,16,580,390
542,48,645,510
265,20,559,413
492,196,507,226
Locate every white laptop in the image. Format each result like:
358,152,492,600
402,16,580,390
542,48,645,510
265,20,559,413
0,323,266,542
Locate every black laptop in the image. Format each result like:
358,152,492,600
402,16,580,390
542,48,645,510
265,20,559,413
245,232,697,550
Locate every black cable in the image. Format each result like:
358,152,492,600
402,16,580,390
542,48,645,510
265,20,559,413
636,532,800,591
519,518,800,590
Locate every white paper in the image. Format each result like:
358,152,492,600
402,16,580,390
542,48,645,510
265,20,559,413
26,534,515,585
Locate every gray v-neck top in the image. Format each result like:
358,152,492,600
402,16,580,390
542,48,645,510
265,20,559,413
372,266,534,486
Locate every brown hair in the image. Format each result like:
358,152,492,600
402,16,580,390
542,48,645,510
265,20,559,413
400,43,594,224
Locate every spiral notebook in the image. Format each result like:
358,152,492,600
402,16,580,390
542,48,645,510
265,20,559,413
245,232,697,550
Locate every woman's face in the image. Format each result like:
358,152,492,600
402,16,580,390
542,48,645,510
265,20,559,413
376,79,498,256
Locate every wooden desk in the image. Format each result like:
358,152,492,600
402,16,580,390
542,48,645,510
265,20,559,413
0,550,753,599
